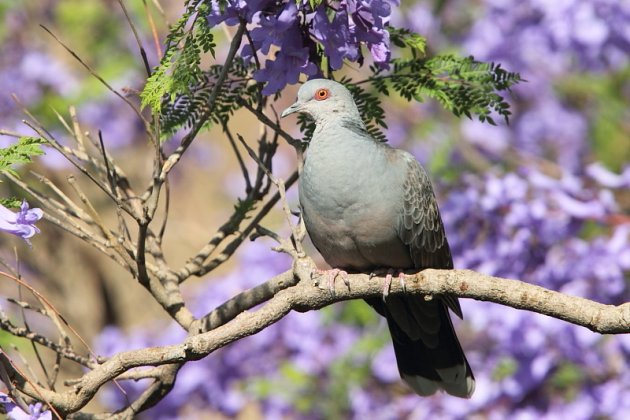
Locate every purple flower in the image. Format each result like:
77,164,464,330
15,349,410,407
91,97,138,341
249,1,299,55
254,42,319,95
0,200,43,245
233,0,397,93
345,0,393,65
586,162,630,188
311,8,360,69
0,393,51,420
206,0,274,27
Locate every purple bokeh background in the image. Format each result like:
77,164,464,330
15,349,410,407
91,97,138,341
1,0,628,418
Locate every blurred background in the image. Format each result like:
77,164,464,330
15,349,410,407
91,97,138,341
0,0,629,418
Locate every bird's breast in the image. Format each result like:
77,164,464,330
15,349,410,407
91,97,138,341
298,139,412,270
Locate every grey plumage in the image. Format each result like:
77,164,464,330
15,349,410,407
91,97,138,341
281,79,475,398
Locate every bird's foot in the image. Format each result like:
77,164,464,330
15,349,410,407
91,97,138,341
370,268,407,301
311,268,349,296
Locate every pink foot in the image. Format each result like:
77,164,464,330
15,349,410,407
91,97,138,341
312,268,349,295
370,269,407,301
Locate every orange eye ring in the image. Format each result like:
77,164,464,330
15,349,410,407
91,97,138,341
314,88,330,101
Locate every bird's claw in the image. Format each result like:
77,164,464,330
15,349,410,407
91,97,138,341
379,269,407,302
399,272,407,293
312,268,349,296
382,269,394,301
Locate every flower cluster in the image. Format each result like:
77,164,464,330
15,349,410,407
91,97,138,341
206,0,396,94
463,0,630,74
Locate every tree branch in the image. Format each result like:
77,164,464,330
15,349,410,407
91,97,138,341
4,262,627,415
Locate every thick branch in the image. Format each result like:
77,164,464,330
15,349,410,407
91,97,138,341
414,269,630,334
4,264,628,415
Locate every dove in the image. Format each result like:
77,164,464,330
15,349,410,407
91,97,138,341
281,79,475,398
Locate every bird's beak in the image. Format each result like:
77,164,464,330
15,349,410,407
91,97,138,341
281,101,302,118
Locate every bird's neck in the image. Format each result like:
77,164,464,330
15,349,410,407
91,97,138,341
312,116,369,140
306,118,381,167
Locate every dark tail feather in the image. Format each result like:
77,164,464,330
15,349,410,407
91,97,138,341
368,297,475,398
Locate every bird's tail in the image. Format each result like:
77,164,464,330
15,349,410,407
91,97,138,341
370,296,475,398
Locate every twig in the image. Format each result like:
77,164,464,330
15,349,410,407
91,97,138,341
0,129,24,138
21,120,125,213
117,0,152,77
0,350,63,419
0,355,30,413
143,0,163,58
239,100,301,148
14,254,51,389
6,299,47,316
178,170,299,279
39,25,155,144
196,270,298,332
0,271,98,367
236,134,305,257
112,364,180,418
9,343,45,389
223,123,252,193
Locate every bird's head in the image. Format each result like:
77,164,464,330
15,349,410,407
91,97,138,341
280,79,361,123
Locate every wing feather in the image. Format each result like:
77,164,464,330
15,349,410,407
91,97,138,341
397,153,463,319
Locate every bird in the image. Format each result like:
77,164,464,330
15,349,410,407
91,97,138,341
280,78,475,398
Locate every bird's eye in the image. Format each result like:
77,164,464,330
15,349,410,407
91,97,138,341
314,88,330,101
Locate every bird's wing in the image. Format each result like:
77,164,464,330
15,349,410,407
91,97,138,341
397,153,462,319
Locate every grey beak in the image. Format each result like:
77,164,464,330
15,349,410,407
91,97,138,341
281,102,302,118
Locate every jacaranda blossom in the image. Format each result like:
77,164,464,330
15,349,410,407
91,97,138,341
0,200,43,244
0,392,51,420
207,0,395,94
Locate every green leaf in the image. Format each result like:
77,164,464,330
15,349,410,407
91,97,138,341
374,54,522,124
139,0,216,113
305,0,325,9
158,58,258,137
551,362,584,389
0,197,23,209
388,27,427,57
0,136,45,177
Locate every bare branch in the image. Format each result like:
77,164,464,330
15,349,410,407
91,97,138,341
176,170,299,280
117,0,152,77
196,270,298,332
39,25,155,144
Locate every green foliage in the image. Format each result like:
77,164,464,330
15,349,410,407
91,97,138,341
296,113,316,143
140,0,216,112
549,361,585,400
158,58,259,136
345,82,388,142
325,300,378,326
0,137,45,177
559,68,630,171
246,328,387,418
551,362,585,389
293,28,521,144
301,0,325,9
375,53,522,125
0,197,23,208
388,27,427,58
